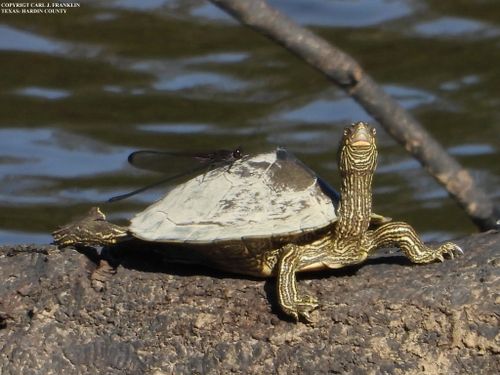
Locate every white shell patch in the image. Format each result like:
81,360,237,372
129,149,337,243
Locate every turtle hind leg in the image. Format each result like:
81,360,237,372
52,207,129,247
370,221,463,263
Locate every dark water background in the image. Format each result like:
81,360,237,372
0,0,499,245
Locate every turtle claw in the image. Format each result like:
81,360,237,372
440,242,463,259
291,296,319,323
423,242,463,263
407,241,463,264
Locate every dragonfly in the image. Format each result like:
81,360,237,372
108,147,244,202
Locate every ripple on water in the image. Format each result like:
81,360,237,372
277,98,369,124
276,85,436,125
440,75,481,92
414,16,500,38
138,123,213,134
139,122,256,136
107,0,172,11
0,24,101,58
185,52,248,65
267,129,338,154
192,0,413,27
153,72,247,92
0,128,130,178
384,85,437,109
448,143,496,156
128,54,249,94
0,24,66,54
15,87,71,100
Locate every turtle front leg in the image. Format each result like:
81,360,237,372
370,221,463,263
276,244,319,322
52,207,129,247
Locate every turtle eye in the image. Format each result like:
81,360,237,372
371,128,377,135
343,128,350,137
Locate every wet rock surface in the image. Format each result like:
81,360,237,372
1,231,499,374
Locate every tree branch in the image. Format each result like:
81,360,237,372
209,0,500,231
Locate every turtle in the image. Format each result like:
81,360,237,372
53,122,462,322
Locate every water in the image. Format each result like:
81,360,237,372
0,0,499,245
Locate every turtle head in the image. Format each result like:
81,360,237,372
338,122,378,176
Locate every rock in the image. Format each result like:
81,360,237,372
1,231,498,374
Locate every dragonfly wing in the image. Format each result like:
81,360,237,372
108,163,209,202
